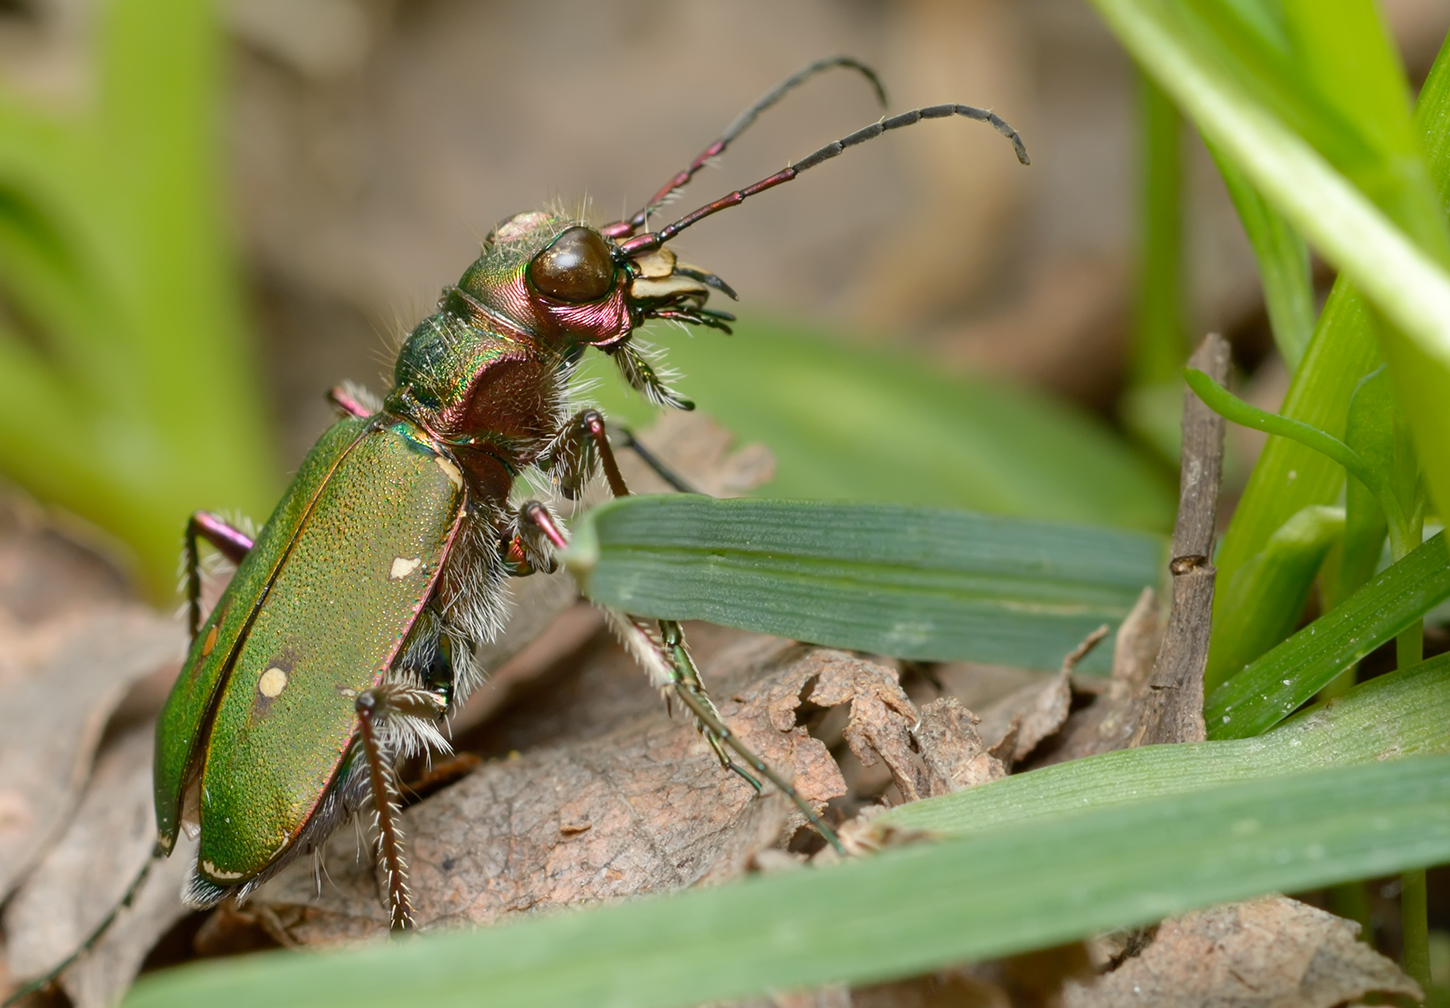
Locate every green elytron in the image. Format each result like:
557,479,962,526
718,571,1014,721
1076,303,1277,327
0,58,1020,959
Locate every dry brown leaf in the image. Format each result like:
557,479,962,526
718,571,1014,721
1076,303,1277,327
0,497,131,629
4,727,156,978
974,669,1072,766
850,971,1011,1008
454,594,600,735
1034,587,1162,766
1063,896,1422,1008
915,698,1007,795
3,724,196,1008
0,608,182,903
55,838,196,1008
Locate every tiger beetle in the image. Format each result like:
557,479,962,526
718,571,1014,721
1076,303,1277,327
8,56,1029,998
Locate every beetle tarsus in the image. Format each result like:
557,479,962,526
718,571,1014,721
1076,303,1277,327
617,427,700,495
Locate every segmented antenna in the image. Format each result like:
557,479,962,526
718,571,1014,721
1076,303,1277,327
602,56,886,239
616,103,1030,259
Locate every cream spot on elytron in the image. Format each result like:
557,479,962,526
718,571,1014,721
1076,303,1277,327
258,667,288,698
390,556,423,580
435,456,464,489
201,859,244,880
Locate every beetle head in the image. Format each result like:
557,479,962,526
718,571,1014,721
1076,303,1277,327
449,211,732,351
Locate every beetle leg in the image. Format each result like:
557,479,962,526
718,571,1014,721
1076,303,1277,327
538,408,625,499
534,421,829,842
184,512,254,640
611,425,699,494
532,419,835,846
499,501,566,576
540,408,698,499
606,611,846,855
1,858,155,1004
327,383,377,418
353,684,446,934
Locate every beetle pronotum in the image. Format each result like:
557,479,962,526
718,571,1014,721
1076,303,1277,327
8,56,1028,1000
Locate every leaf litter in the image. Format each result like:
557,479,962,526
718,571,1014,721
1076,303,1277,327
0,410,1424,1006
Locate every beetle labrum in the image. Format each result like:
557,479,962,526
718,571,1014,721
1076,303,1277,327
14,58,1032,992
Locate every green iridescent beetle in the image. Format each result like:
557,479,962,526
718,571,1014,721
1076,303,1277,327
153,58,1027,934
10,61,1031,992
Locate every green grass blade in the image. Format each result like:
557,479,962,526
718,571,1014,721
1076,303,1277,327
126,755,1450,1008
1093,0,1450,564
1131,71,1187,388
565,496,1166,673
0,0,278,598
1207,137,1314,370
885,649,1450,835
1207,531,1450,739
1212,284,1379,645
586,319,1176,532
1204,504,1343,694
1325,366,1395,608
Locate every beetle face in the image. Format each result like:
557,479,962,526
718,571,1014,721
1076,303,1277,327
453,212,718,349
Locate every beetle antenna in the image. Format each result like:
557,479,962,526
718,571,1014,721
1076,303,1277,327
615,103,1030,259
601,56,886,239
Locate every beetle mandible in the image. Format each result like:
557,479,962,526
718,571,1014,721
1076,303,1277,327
7,60,1031,977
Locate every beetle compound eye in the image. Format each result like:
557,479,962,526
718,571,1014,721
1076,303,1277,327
527,227,616,303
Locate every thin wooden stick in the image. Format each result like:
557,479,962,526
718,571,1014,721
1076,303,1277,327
1134,332,1231,746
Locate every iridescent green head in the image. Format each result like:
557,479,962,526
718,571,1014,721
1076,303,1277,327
393,209,732,420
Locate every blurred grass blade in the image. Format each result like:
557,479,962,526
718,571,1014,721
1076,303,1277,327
565,496,1165,673
1131,71,1186,389
886,649,1450,835
587,319,1176,532
1214,33,1450,629
1207,138,1314,371
1204,504,1343,694
127,755,1450,1008
1207,531,1450,740
0,0,276,598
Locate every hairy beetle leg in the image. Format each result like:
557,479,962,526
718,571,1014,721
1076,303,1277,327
184,512,254,640
353,684,447,934
499,501,568,575
541,408,700,499
538,408,626,499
